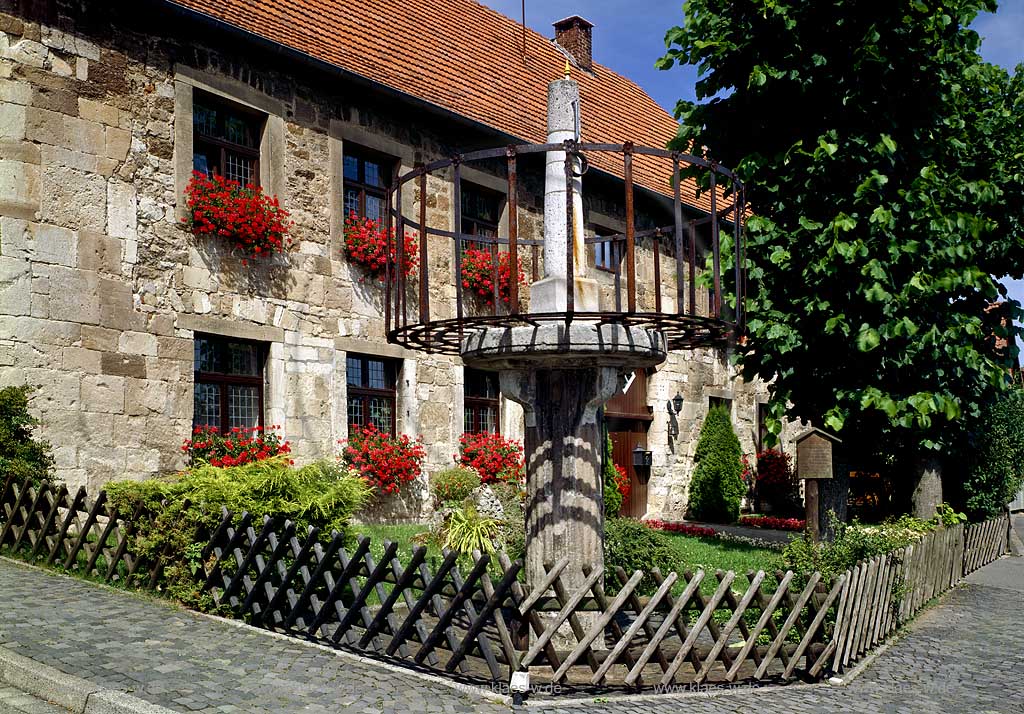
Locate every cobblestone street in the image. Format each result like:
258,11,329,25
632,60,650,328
0,542,1021,714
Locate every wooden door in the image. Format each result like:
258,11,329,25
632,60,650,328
610,423,648,518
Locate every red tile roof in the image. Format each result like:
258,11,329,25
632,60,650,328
166,0,716,210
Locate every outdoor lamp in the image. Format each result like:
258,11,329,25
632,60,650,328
671,393,684,413
632,443,653,485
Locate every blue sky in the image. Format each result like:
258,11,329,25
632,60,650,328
481,0,1024,304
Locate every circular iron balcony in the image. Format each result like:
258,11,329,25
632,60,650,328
380,141,746,355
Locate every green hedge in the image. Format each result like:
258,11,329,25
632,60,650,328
960,387,1024,519
0,386,54,488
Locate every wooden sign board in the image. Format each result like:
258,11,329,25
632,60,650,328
796,428,841,480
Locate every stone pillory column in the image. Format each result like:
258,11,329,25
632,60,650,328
530,68,599,313
460,73,668,635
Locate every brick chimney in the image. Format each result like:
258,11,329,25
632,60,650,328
553,16,593,71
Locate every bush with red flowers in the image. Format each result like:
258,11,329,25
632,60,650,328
754,448,800,515
643,520,717,537
460,247,525,307
455,432,524,484
183,171,291,263
343,211,418,281
739,515,806,531
182,425,291,468
612,462,631,501
341,424,426,495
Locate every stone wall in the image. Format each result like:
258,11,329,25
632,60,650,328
0,3,799,520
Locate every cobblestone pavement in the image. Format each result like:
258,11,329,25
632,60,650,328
0,686,68,714
0,548,1021,714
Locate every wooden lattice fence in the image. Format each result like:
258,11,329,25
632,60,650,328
0,474,173,587
0,473,1013,691
198,506,842,688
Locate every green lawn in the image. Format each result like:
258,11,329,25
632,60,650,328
662,532,784,578
352,522,782,581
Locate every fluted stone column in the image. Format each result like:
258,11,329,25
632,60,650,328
500,367,619,591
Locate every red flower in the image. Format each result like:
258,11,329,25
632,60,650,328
643,520,717,537
183,171,292,261
342,211,418,281
181,425,290,467
455,432,524,484
339,424,426,494
460,247,525,306
738,516,806,531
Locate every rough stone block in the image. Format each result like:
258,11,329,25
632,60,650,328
81,324,118,351
47,53,72,77
0,78,30,105
24,106,63,145
75,56,87,81
100,351,146,379
41,144,98,173
32,222,76,266
0,102,26,140
0,255,29,315
126,377,168,416
117,330,157,356
0,159,40,208
79,442,126,479
0,216,29,259
63,115,105,155
77,230,122,273
157,335,192,361
104,125,130,161
40,164,106,231
62,345,102,373
0,139,40,164
81,373,125,413
4,38,48,68
44,265,99,324
106,179,136,239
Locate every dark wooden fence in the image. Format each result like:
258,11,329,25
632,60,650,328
0,474,172,588
0,473,1013,691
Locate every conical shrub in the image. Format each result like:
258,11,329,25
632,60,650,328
687,405,744,522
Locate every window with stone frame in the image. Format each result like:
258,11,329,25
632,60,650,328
464,369,499,434
757,402,770,452
343,145,395,226
346,354,398,436
193,335,266,433
591,224,621,273
192,91,264,186
709,395,732,415
460,183,503,246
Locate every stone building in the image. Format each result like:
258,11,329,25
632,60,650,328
0,0,799,519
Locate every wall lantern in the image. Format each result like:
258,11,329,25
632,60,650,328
632,443,653,485
671,393,684,413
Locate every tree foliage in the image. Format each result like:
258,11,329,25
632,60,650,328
659,1,1024,455
958,385,1024,517
0,386,54,487
603,431,624,517
687,406,745,522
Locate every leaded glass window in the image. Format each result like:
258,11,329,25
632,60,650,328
346,354,397,435
193,335,265,433
464,368,499,434
192,92,263,186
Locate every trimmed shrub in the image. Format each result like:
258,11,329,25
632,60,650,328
960,387,1024,519
106,456,372,605
604,518,682,595
430,467,481,505
0,386,54,487
782,514,936,583
687,406,745,523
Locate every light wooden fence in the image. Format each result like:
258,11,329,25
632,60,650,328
829,512,1010,673
0,473,1013,690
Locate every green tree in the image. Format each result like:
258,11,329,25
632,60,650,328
0,386,54,487
687,406,745,522
659,1,1024,512
957,385,1024,517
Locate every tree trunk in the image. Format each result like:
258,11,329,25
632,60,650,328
911,454,943,519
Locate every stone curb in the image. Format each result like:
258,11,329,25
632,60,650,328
0,644,177,714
